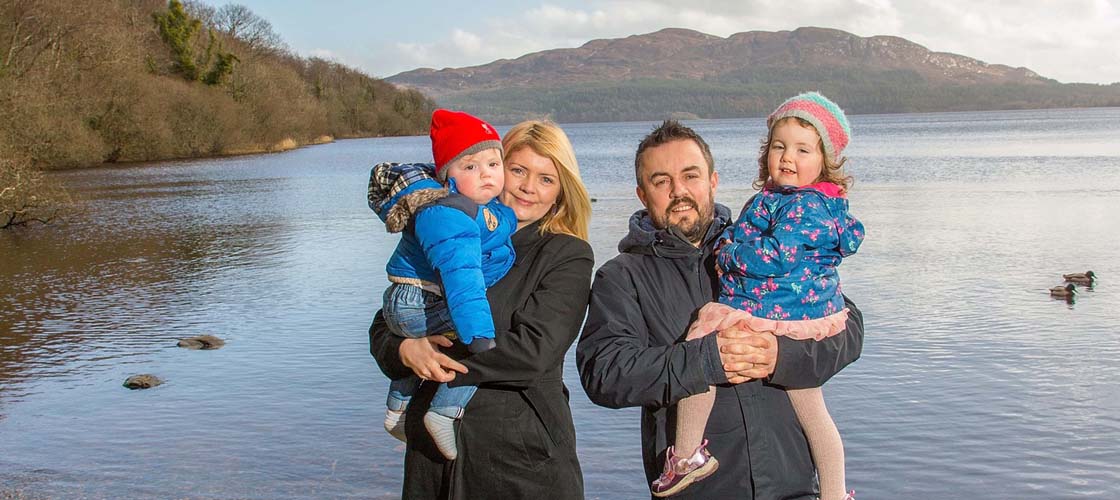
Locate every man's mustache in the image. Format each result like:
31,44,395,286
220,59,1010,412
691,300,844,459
666,197,696,214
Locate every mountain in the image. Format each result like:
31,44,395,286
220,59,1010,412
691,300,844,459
387,27,1120,123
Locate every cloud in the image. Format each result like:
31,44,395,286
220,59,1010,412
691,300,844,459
888,0,1119,82
358,0,1120,83
393,42,431,66
451,30,483,55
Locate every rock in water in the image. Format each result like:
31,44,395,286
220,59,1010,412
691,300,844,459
123,374,163,389
177,335,226,350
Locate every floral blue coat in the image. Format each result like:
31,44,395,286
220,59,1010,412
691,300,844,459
716,182,864,321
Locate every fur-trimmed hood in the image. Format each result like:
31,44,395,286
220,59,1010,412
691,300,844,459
368,162,449,233
383,187,448,233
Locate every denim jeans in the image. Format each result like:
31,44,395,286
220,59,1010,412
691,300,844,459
383,283,478,418
383,283,456,339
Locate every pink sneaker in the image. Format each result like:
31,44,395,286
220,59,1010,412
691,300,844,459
651,439,719,497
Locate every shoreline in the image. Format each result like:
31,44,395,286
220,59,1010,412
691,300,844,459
40,135,347,172
35,104,1120,171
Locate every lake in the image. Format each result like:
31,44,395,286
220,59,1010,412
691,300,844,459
2,107,1119,498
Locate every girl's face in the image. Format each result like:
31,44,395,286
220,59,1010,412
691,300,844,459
766,119,824,188
501,147,562,230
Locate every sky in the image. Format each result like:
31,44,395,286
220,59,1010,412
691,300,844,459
196,0,1120,84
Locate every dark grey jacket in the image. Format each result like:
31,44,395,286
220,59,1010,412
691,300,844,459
371,220,592,500
577,205,864,499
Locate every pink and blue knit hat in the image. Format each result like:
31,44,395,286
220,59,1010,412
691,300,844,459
767,92,851,162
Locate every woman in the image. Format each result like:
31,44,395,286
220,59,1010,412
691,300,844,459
369,120,593,499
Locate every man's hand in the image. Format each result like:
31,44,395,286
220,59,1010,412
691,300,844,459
717,328,778,384
399,335,469,383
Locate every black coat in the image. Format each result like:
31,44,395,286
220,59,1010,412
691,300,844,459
577,206,864,500
370,221,593,500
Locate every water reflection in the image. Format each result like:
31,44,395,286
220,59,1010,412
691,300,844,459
47,224,287,380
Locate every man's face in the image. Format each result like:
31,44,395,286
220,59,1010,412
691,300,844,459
635,139,718,245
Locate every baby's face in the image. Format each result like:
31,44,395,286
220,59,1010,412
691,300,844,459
445,148,504,204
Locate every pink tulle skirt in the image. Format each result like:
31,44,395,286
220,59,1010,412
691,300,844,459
685,302,849,341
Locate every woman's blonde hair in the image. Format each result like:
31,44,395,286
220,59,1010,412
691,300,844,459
502,120,591,241
754,116,853,193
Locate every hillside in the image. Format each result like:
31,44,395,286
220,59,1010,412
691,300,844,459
2,0,437,227
1,0,435,170
388,27,1120,123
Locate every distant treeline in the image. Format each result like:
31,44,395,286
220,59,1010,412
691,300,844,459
437,68,1120,124
1,0,435,227
1,0,434,170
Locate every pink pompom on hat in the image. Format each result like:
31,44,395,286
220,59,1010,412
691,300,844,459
429,109,502,179
767,92,851,162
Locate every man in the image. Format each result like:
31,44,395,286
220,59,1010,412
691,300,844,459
576,120,863,499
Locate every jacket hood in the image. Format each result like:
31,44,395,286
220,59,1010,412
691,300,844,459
619,203,732,257
368,162,449,232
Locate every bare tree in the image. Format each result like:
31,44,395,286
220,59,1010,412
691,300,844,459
1,155,69,228
2,0,140,82
212,4,284,54
182,0,216,27
0,0,76,79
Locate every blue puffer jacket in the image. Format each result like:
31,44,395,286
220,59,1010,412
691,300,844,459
716,182,864,321
368,162,516,343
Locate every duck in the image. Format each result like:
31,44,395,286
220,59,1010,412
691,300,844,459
1049,283,1077,298
1063,270,1096,286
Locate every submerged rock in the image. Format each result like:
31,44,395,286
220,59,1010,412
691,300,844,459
177,335,225,350
123,374,162,389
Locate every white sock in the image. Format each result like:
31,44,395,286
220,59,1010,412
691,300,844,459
423,412,459,460
384,408,406,443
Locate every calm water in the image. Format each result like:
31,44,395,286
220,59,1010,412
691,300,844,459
2,108,1119,499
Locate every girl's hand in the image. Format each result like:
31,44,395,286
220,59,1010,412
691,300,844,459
399,336,468,383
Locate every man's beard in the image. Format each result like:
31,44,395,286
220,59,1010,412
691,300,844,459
653,195,714,244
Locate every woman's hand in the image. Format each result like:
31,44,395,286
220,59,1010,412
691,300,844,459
399,335,469,383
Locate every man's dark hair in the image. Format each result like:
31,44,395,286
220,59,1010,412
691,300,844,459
634,120,715,185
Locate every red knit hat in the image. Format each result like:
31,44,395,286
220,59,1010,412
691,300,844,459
430,109,502,179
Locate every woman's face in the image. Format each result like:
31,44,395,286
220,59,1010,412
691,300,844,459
501,147,562,229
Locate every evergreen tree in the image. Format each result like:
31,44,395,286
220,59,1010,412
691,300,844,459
153,0,238,85
153,0,202,81
203,51,239,85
